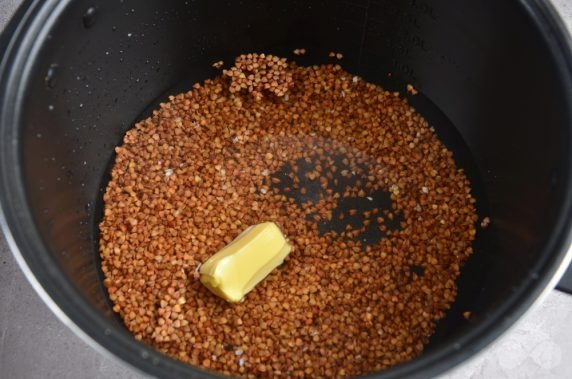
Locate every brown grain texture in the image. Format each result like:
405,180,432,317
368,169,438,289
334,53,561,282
99,56,477,378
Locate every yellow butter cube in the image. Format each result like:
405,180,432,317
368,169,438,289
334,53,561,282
199,222,291,302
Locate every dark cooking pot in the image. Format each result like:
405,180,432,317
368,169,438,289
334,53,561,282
2,0,572,377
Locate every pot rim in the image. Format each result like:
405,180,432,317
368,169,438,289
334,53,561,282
1,1,572,378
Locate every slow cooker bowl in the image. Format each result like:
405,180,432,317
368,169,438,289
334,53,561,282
2,0,572,378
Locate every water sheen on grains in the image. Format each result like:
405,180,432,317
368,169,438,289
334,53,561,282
99,55,477,378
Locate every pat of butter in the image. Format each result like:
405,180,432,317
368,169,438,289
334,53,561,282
199,222,292,302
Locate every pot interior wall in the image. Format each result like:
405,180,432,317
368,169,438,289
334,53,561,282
18,0,570,361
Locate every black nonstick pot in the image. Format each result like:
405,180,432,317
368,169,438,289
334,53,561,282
2,0,572,378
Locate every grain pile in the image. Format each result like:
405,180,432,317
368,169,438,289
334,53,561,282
224,53,293,100
99,53,477,378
